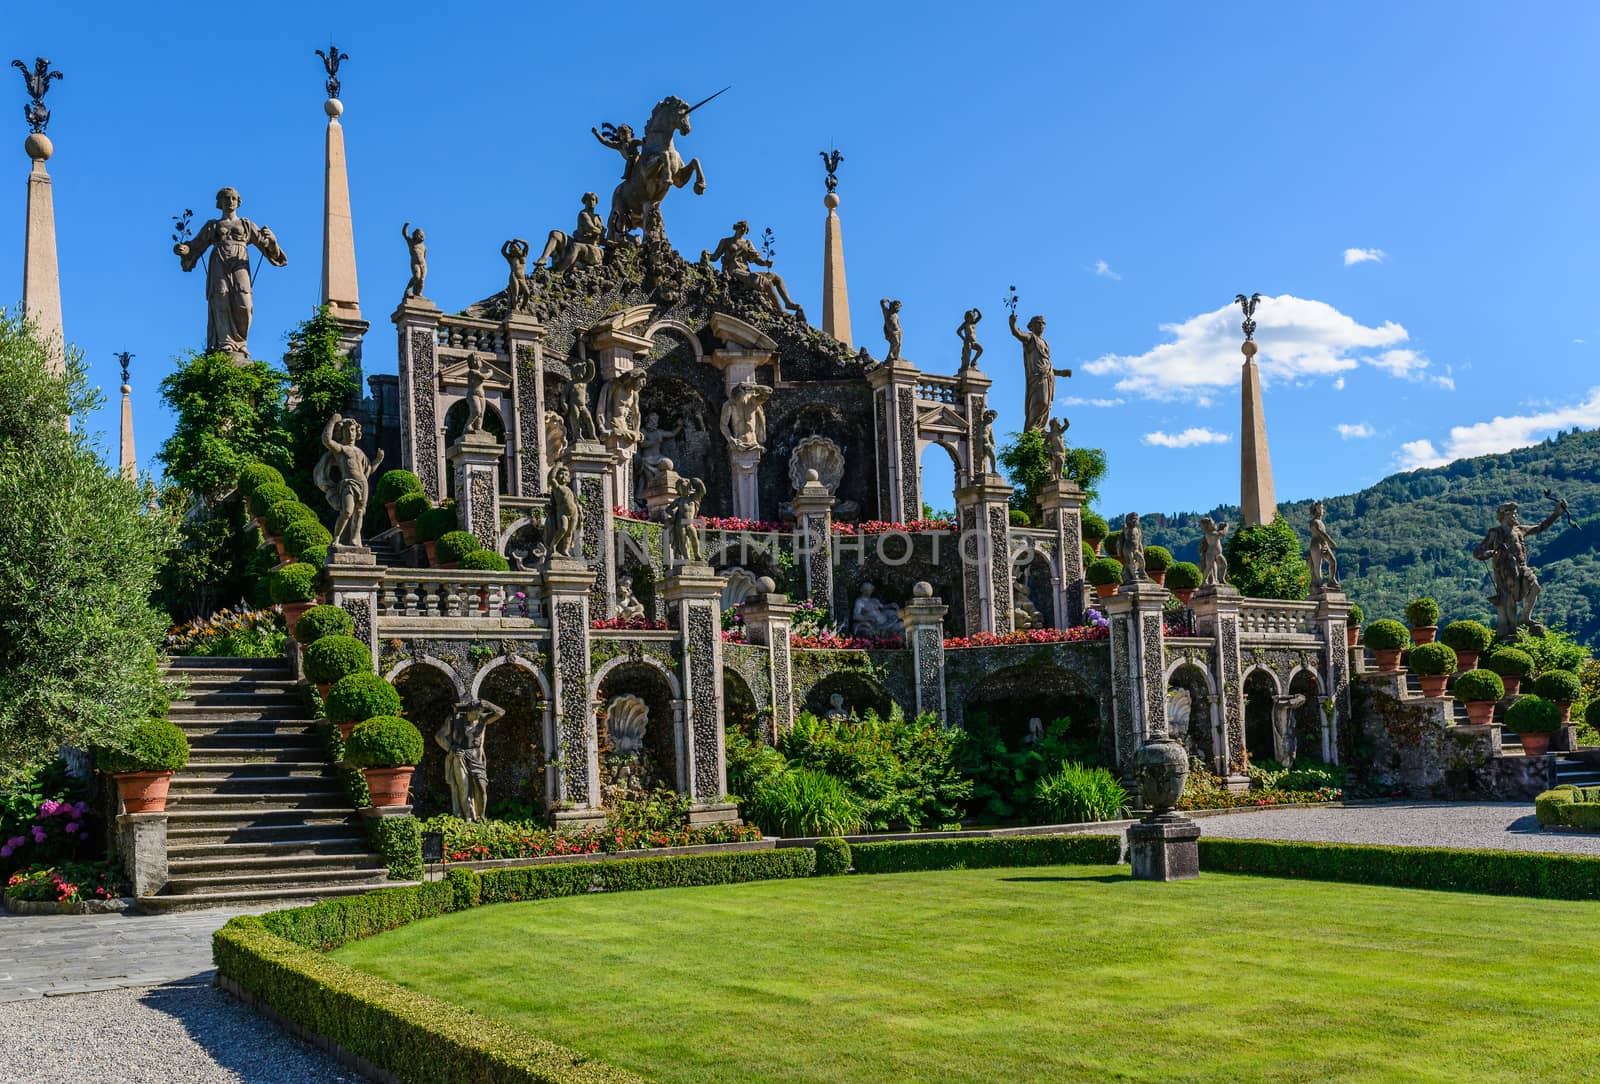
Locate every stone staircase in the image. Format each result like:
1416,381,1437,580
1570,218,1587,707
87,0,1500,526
145,656,398,911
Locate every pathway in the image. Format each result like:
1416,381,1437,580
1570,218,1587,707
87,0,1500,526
1195,800,1600,854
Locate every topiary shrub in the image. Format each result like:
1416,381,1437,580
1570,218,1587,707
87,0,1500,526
1166,561,1202,591
1484,647,1535,678
814,836,852,875
1534,669,1583,704
374,470,424,506
1408,642,1457,677
299,544,329,571
1405,597,1441,628
1144,545,1173,572
1101,529,1122,559
237,463,286,499
98,718,189,774
291,604,354,645
303,634,371,685
1505,695,1561,734
1081,541,1096,567
1453,669,1504,703
1080,511,1108,542
281,519,333,561
393,491,431,522
1032,762,1129,823
345,715,424,769
1348,603,1364,626
1087,557,1123,588
325,672,403,726
1441,620,1494,654
434,530,482,564
1363,620,1410,650
417,505,458,544
459,549,510,572
1007,508,1029,527
266,499,319,538
268,562,319,604
248,482,297,519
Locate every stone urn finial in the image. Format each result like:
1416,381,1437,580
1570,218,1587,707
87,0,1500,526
1134,738,1189,819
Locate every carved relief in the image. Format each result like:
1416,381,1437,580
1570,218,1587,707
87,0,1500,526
787,435,846,494
411,332,439,496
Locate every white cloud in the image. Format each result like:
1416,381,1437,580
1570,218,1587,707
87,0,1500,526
1061,396,1125,408
1344,247,1387,266
1395,387,1600,470
1084,294,1440,400
1142,427,1231,449
1333,377,1346,391
1092,259,1121,281
1336,422,1375,439
1575,338,1586,345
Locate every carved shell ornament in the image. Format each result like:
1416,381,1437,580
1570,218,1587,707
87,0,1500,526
605,694,648,756
787,435,846,494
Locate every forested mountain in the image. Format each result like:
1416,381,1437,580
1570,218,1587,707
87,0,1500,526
1124,428,1600,646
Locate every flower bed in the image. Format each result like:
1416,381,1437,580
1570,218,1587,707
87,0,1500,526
418,816,763,864
943,627,1109,649
1179,761,1344,811
591,615,669,631
701,516,784,532
2,795,92,867
790,631,902,650
831,518,955,535
612,505,649,522
165,605,286,657
4,860,130,912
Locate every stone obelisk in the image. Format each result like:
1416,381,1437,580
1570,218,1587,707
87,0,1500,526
316,44,367,368
116,351,136,480
17,58,65,374
819,149,851,346
1236,293,1276,527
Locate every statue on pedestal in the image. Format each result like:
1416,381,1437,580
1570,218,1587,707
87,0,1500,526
1117,512,1146,584
704,221,806,321
463,354,489,436
547,465,582,558
1473,497,1569,636
1271,694,1305,767
850,581,903,640
1009,313,1071,433
315,413,384,549
563,355,599,442
501,239,533,312
401,222,427,298
720,380,771,453
1046,417,1069,480
666,476,706,563
536,192,606,273
1307,500,1340,591
1013,576,1043,630
638,413,683,490
880,299,903,362
599,368,648,444
172,187,288,359
957,308,983,369
435,698,504,822
976,408,999,477
1199,516,1230,587
597,90,722,242
617,574,646,621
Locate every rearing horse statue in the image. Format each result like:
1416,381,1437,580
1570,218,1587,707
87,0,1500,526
602,90,725,242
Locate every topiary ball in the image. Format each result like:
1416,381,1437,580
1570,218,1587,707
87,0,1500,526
374,469,424,506
1143,545,1173,573
1407,642,1457,677
324,671,403,726
282,518,333,561
1008,509,1031,527
435,530,482,564
1405,597,1441,628
1440,620,1493,654
98,718,189,774
237,463,286,500
1081,541,1097,567
1101,530,1122,559
268,562,320,604
1087,557,1123,587
1484,646,1535,678
1452,669,1504,704
1505,694,1561,734
1534,669,1583,703
459,549,510,571
299,544,329,571
303,634,372,685
248,482,297,519
416,505,458,544
1080,511,1108,540
1363,619,1410,651
394,491,432,522
344,715,424,769
291,604,355,646
1348,603,1364,626
814,836,852,875
1166,561,1202,590
266,499,319,538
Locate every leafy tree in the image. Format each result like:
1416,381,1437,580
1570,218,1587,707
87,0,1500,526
999,429,1107,525
282,305,358,502
158,350,289,502
1224,515,1309,600
0,312,174,778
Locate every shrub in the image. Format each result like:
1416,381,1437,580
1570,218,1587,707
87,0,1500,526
324,672,402,726
1008,508,1030,527
4,860,129,904
303,634,371,685
365,814,423,880
281,518,333,561
1167,561,1202,590
726,729,788,802
1081,541,1096,567
299,545,329,571
742,768,865,837
458,549,509,572
1032,762,1129,823
1079,511,1108,541
849,833,1122,874
1087,557,1123,587
1101,529,1122,558
393,491,431,523
1223,515,1309,600
291,604,354,646
1405,597,1441,628
1534,669,1583,703
1441,620,1493,654
434,530,482,564
1505,695,1561,734
1453,669,1504,703
778,710,970,831
1363,619,1410,650
97,718,188,774
1407,642,1457,677
345,715,424,769
814,837,852,875
1143,545,1173,573
247,482,297,519
374,470,423,506
237,463,286,499
416,505,458,544
1484,646,1535,678
265,499,319,538
268,562,319,604
1348,602,1363,626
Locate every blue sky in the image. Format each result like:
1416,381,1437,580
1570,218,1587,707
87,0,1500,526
8,1,1600,517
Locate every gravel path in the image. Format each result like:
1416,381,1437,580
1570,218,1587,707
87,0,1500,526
1196,801,1600,854
0,981,363,1083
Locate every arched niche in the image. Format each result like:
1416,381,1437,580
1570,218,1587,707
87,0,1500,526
593,657,682,801
443,400,510,496
388,658,462,817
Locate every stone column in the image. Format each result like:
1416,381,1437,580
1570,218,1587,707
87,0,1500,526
23,131,63,374
821,190,852,345
393,296,445,501
544,559,603,827
1038,479,1086,629
955,365,993,485
738,579,796,739
323,549,385,667
866,359,922,523
953,475,1015,636
1191,585,1248,788
661,562,736,818
564,442,618,618
900,582,949,724
504,314,547,497
590,322,654,506
117,812,168,898
1314,589,1353,764
790,469,836,620
1102,580,1170,780
447,432,504,551
706,320,780,523
319,97,368,371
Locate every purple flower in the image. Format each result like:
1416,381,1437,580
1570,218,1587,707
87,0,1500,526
0,844,12,858
39,799,59,816
73,802,88,816
31,826,47,843
65,822,80,835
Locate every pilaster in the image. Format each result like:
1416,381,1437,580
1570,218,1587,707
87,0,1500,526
955,365,992,485
1038,479,1086,628
323,548,384,666
662,562,729,805
564,442,618,618
790,470,836,620
393,296,444,501
900,583,949,724
738,582,796,739
447,432,504,551
866,359,922,523
1314,589,1352,764
953,475,1015,635
543,560,602,820
1191,584,1247,785
504,314,547,497
1103,580,1170,780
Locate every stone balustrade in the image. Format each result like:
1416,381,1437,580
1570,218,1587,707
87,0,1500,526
434,316,509,358
376,570,545,623
1238,599,1321,641
915,375,959,404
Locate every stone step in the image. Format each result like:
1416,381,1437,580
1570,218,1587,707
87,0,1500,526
163,806,361,828
168,704,316,722
139,880,416,913
167,674,299,689
164,656,289,671
173,768,340,786
173,691,307,709
187,748,326,765
176,758,335,774
169,851,385,875
167,826,367,852
177,722,320,740
167,793,349,814
164,866,390,896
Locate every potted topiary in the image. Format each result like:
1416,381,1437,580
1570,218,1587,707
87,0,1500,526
1484,646,1534,698
303,634,372,698
1364,619,1410,671
1087,557,1123,599
290,603,354,647
1405,597,1441,645
1080,541,1096,570
1504,694,1561,757
1454,669,1504,725
393,491,432,546
375,469,424,529
1346,603,1364,648
434,530,481,568
1080,512,1108,555
1439,619,1493,672
1009,509,1030,527
1101,530,1122,563
416,505,458,564
1407,642,1458,698
1533,669,1583,723
281,518,333,563
324,671,404,740
248,481,297,530
1166,561,1202,605
344,715,424,807
268,563,321,633
265,500,320,563
98,718,189,813
1144,545,1173,587
237,462,286,501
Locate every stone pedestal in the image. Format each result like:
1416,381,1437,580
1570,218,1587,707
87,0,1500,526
900,583,949,724
791,471,836,620
1191,584,1248,786
642,461,682,522
504,313,548,497
1103,580,1170,778
1313,589,1353,764
661,561,728,804
1038,479,1087,629
543,559,602,819
953,474,1015,636
738,586,796,738
323,548,384,667
117,812,168,898
728,444,762,521
1128,814,1201,881
866,359,922,523
563,442,618,618
447,431,505,551
393,296,445,501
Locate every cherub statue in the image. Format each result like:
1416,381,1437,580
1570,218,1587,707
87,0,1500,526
401,222,427,298
591,121,642,180
637,412,683,490
1199,516,1230,586
463,353,488,436
563,354,599,443
501,238,532,311
315,413,384,549
435,698,504,822
976,408,999,477
1046,417,1069,479
1307,500,1340,591
1117,512,1146,585
880,298,903,362
957,308,983,369
547,465,582,558
617,574,646,622
599,367,648,444
666,476,706,563
720,380,772,453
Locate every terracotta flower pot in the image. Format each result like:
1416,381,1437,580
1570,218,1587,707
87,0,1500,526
317,682,332,699
1346,628,1360,648
440,561,459,570
115,770,173,814
399,520,418,546
1084,536,1103,555
1501,675,1522,698
385,501,399,529
271,536,290,563
1417,674,1449,697
282,601,315,636
363,766,415,807
1173,588,1195,606
477,587,490,614
1557,700,1573,724
1149,569,1167,586
1455,650,1479,672
336,721,358,741
1518,732,1552,757
1410,625,1438,645
424,540,438,565
1373,648,1402,672
1093,583,1117,599
1464,700,1496,726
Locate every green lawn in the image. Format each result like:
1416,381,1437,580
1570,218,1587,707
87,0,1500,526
332,865,1600,1082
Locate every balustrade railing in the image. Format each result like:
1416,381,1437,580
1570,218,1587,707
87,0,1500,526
435,318,509,358
377,570,545,623
1238,599,1320,639
915,375,959,404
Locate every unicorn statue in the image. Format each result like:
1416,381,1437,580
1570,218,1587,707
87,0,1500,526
593,89,726,242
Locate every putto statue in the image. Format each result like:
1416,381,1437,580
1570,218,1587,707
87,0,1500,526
463,354,489,436
435,698,504,822
1307,500,1340,591
616,574,646,622
637,412,682,490
401,222,426,298
1473,497,1569,637
1117,512,1147,585
563,354,599,442
704,221,806,321
720,380,772,453
976,408,999,477
1198,516,1230,587
547,464,582,558
1010,312,1071,433
596,89,725,242
667,476,707,563
172,187,288,359
599,368,648,443
1046,417,1069,480
957,308,983,369
536,192,605,273
880,299,903,362
13,57,62,134
316,413,384,549
501,238,533,311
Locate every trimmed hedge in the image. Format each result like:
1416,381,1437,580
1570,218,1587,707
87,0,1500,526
460,549,511,572
248,482,297,519
1504,695,1561,734
238,463,287,500
291,604,354,646
1535,786,1600,831
849,833,1121,874
266,499,320,538
417,506,458,544
303,635,372,685
1484,646,1534,678
1080,511,1108,541
1086,557,1122,587
365,814,424,880
1533,669,1583,703
1347,603,1363,627
1143,545,1173,572
282,519,333,561
1197,837,1600,900
435,530,482,564
814,837,852,875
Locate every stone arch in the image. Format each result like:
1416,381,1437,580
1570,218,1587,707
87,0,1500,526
497,516,543,558
1288,668,1326,764
388,657,463,817
465,655,553,818
803,670,893,722
645,318,705,364
916,438,963,516
442,400,510,496
385,655,466,697
1166,660,1220,772
589,652,683,702
764,399,871,522
637,374,726,513
471,654,552,701
1242,668,1281,766
594,658,682,799
959,661,1108,766
1009,539,1054,631
722,666,761,738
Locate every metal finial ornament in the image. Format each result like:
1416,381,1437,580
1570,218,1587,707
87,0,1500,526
1002,284,1020,318
819,148,844,193
12,57,62,134
114,351,134,384
1234,292,1263,341
315,42,348,99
